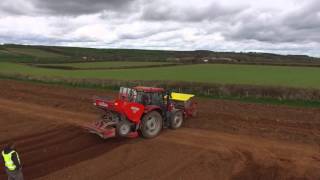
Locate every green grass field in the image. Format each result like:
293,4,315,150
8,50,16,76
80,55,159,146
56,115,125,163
1,62,320,89
5,48,66,58
40,61,172,68
0,46,69,63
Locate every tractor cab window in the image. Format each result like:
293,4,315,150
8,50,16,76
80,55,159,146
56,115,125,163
150,92,164,106
119,87,137,102
140,92,152,105
134,91,164,106
135,91,146,104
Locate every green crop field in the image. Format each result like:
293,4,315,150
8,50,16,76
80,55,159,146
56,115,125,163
5,48,66,58
0,46,69,63
1,62,320,89
40,61,172,69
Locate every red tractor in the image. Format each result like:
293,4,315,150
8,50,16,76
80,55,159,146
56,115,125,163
85,86,197,139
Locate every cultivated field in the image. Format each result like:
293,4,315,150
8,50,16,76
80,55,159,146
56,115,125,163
1,45,320,179
0,80,319,180
1,62,320,89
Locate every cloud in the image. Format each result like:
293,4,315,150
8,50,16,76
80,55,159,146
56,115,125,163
283,0,320,32
141,0,244,22
223,0,320,44
0,0,320,57
0,0,138,16
0,0,36,15
31,0,137,15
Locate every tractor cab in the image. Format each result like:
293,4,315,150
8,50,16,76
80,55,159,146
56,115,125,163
119,86,166,107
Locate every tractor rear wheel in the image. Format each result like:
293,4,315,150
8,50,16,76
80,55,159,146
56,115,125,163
169,110,184,129
140,111,163,138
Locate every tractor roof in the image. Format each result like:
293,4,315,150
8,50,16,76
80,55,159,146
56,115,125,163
133,86,165,93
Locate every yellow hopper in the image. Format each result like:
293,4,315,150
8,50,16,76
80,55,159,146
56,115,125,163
170,92,195,102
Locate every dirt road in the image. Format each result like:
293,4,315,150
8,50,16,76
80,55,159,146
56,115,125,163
0,80,319,179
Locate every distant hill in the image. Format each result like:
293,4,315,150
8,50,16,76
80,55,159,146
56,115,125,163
0,44,319,65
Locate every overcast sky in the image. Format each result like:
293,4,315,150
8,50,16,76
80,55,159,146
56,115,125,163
0,0,319,56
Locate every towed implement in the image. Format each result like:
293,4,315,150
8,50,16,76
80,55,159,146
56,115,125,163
84,86,197,139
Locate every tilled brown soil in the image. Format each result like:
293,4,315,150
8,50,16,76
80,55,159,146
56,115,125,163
0,80,319,180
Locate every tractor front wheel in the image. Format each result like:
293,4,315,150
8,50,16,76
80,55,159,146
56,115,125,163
116,119,131,137
140,111,163,138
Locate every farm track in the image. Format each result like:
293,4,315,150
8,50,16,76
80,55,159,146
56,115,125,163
0,79,319,179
